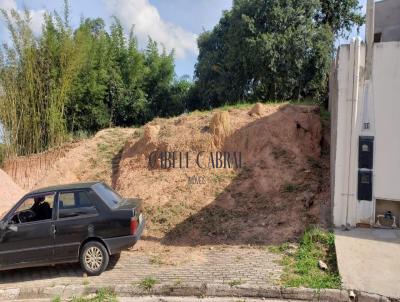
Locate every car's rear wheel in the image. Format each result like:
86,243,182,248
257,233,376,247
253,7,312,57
80,241,109,276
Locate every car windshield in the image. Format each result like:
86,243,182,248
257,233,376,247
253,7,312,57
93,183,122,209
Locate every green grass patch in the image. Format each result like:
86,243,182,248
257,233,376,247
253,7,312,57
138,277,158,291
69,130,91,142
228,279,243,287
282,183,301,193
289,98,320,106
68,288,117,302
279,227,341,289
218,100,315,111
187,103,252,115
320,107,330,122
149,255,164,265
268,242,291,254
187,99,320,116
219,102,254,111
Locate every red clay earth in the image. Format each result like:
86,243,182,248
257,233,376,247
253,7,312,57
2,103,331,249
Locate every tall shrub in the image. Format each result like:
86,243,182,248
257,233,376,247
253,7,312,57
0,3,84,156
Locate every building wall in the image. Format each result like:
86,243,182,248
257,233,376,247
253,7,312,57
331,41,400,227
332,40,366,227
375,0,400,42
373,42,400,201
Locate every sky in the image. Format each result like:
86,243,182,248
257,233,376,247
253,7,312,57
0,0,232,78
0,0,367,78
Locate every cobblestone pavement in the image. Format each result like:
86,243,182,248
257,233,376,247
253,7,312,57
118,298,302,302
13,298,302,302
0,246,282,289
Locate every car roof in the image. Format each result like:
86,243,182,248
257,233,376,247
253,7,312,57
28,181,102,195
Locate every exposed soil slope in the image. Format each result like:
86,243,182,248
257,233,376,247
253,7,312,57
3,104,330,245
3,143,79,190
116,104,330,245
4,128,135,190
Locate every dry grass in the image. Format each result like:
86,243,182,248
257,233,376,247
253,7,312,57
210,111,231,148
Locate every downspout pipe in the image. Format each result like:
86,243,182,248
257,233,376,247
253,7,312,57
344,38,361,229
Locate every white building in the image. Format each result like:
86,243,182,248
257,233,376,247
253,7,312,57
374,0,400,42
330,0,400,228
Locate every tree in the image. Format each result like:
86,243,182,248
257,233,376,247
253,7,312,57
316,0,364,37
143,39,176,118
193,0,364,108
66,18,111,133
0,3,84,156
112,25,148,126
168,78,192,116
0,1,192,157
66,18,149,131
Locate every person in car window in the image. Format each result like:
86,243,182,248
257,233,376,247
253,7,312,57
30,196,52,221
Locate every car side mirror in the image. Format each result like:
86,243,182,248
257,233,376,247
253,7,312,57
8,225,18,232
0,221,17,232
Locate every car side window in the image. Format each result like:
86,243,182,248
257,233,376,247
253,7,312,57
10,193,55,224
58,191,98,219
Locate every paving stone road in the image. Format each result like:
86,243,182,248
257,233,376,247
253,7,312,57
118,298,303,302
13,298,303,302
0,246,283,289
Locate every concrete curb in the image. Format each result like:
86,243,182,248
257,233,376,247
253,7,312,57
0,283,398,301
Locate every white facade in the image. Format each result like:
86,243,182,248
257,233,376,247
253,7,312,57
331,40,400,227
373,42,400,201
375,0,400,42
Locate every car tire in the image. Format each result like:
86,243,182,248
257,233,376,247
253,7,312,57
80,241,109,276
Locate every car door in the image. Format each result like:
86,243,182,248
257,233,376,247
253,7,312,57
0,193,56,270
53,190,101,262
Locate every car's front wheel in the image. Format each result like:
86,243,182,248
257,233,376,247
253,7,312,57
80,241,109,276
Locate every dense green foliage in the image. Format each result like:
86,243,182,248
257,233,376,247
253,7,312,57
66,20,190,133
190,0,364,108
317,0,364,37
0,0,363,157
0,2,190,156
0,5,84,156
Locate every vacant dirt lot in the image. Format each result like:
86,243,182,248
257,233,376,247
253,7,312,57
2,103,331,249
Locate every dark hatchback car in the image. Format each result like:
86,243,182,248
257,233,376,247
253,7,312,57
0,181,145,275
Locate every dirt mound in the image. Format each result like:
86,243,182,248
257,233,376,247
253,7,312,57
4,128,135,191
3,103,330,246
143,124,160,142
3,143,79,190
0,169,25,216
210,111,231,148
248,102,264,116
115,103,330,245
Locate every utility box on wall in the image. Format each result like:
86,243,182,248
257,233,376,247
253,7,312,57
359,136,374,169
358,170,373,201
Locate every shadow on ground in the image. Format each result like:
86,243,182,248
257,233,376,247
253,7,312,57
0,255,120,285
157,105,331,246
